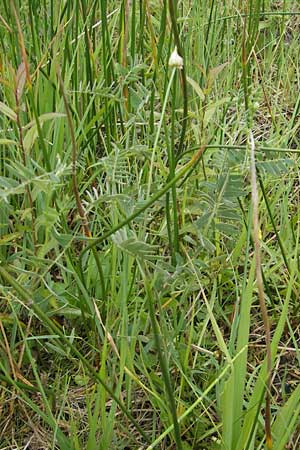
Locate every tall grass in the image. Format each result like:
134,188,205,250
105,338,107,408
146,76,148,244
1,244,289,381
0,1,300,448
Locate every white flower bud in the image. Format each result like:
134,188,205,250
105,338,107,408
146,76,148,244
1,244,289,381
168,46,183,69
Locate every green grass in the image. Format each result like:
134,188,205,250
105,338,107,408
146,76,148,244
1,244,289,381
1,1,300,449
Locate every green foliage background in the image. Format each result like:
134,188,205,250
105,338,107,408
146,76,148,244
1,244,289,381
0,1,300,449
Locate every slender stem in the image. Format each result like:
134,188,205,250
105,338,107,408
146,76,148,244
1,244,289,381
168,0,188,161
15,75,37,254
11,2,37,252
242,12,249,113
257,168,290,273
183,144,300,155
170,71,179,258
147,68,176,198
249,131,272,449
121,0,131,113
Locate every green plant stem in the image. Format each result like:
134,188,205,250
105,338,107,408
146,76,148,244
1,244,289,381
168,0,188,161
147,68,176,198
249,131,272,449
257,168,290,273
170,72,179,256
183,144,300,155
166,70,180,264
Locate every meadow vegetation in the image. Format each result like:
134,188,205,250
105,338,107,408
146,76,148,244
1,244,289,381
0,1,300,449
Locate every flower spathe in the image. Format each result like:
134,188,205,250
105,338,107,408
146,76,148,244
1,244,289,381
168,46,183,69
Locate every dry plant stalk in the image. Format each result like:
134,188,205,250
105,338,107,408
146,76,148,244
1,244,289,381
249,130,272,449
11,2,37,253
10,1,31,86
56,68,91,239
15,63,37,253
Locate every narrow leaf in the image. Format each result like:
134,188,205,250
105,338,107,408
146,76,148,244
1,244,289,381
0,139,17,146
0,101,17,122
272,384,300,450
187,76,205,101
